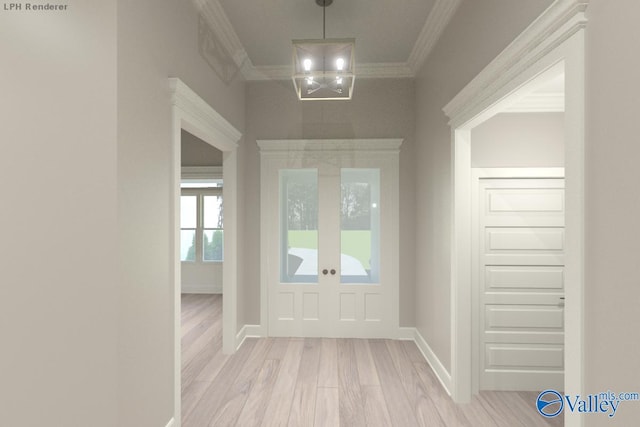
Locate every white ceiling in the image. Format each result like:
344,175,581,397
196,0,461,80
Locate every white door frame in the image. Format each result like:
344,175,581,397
471,167,565,394
169,78,242,425
257,139,402,338
443,2,587,425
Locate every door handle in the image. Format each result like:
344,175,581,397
322,269,329,275
330,269,336,275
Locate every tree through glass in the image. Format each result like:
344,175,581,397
341,169,380,283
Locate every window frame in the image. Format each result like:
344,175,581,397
180,187,223,263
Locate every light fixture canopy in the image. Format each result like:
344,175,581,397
292,0,355,100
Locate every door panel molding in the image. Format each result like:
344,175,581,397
259,139,402,338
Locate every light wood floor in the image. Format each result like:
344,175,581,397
182,294,563,427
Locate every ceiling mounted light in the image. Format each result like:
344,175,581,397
292,0,355,101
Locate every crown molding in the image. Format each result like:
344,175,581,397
407,0,462,74
504,93,565,113
192,0,254,71
443,0,588,126
193,0,460,82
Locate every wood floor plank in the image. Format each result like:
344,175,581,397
266,337,291,360
362,386,393,427
477,392,528,427
385,340,445,426
288,338,322,427
182,331,223,391
517,391,564,426
182,338,257,427
261,339,305,427
457,396,503,427
181,295,564,427
317,338,338,388
337,339,366,427
413,361,471,427
182,317,222,368
235,359,281,427
353,339,380,386
369,339,421,427
181,380,212,422
401,339,426,363
314,387,339,427
209,338,275,427
193,339,229,383
181,295,219,331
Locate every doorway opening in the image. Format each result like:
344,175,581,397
170,78,241,423
443,6,586,425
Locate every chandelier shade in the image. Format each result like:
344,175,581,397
292,38,355,100
291,0,355,100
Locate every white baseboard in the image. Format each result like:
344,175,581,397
411,327,453,396
181,284,222,294
235,324,264,349
397,327,416,340
165,417,175,427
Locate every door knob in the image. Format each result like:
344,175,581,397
322,269,328,275
330,269,336,275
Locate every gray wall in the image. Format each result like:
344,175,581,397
471,112,564,167
0,1,118,426
182,130,224,167
413,0,555,373
416,2,640,424
242,78,417,327
585,1,640,425
117,0,244,426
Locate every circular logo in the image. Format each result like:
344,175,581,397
537,389,564,418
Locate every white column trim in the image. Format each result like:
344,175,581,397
169,78,242,427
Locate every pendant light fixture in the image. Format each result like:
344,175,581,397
292,0,355,100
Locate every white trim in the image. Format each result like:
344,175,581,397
443,0,588,126
235,324,265,350
192,0,251,70
181,166,223,181
407,0,462,74
170,79,241,150
170,78,242,427
413,328,453,396
504,93,565,113
398,327,453,396
443,4,586,426
397,327,416,341
257,139,402,153
182,283,223,294
473,167,565,179
165,418,175,427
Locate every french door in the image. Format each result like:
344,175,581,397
259,140,401,338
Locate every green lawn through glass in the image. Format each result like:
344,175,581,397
288,230,371,270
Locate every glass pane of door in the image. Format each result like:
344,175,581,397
280,169,318,283
340,169,380,283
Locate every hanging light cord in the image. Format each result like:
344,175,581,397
322,1,326,39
